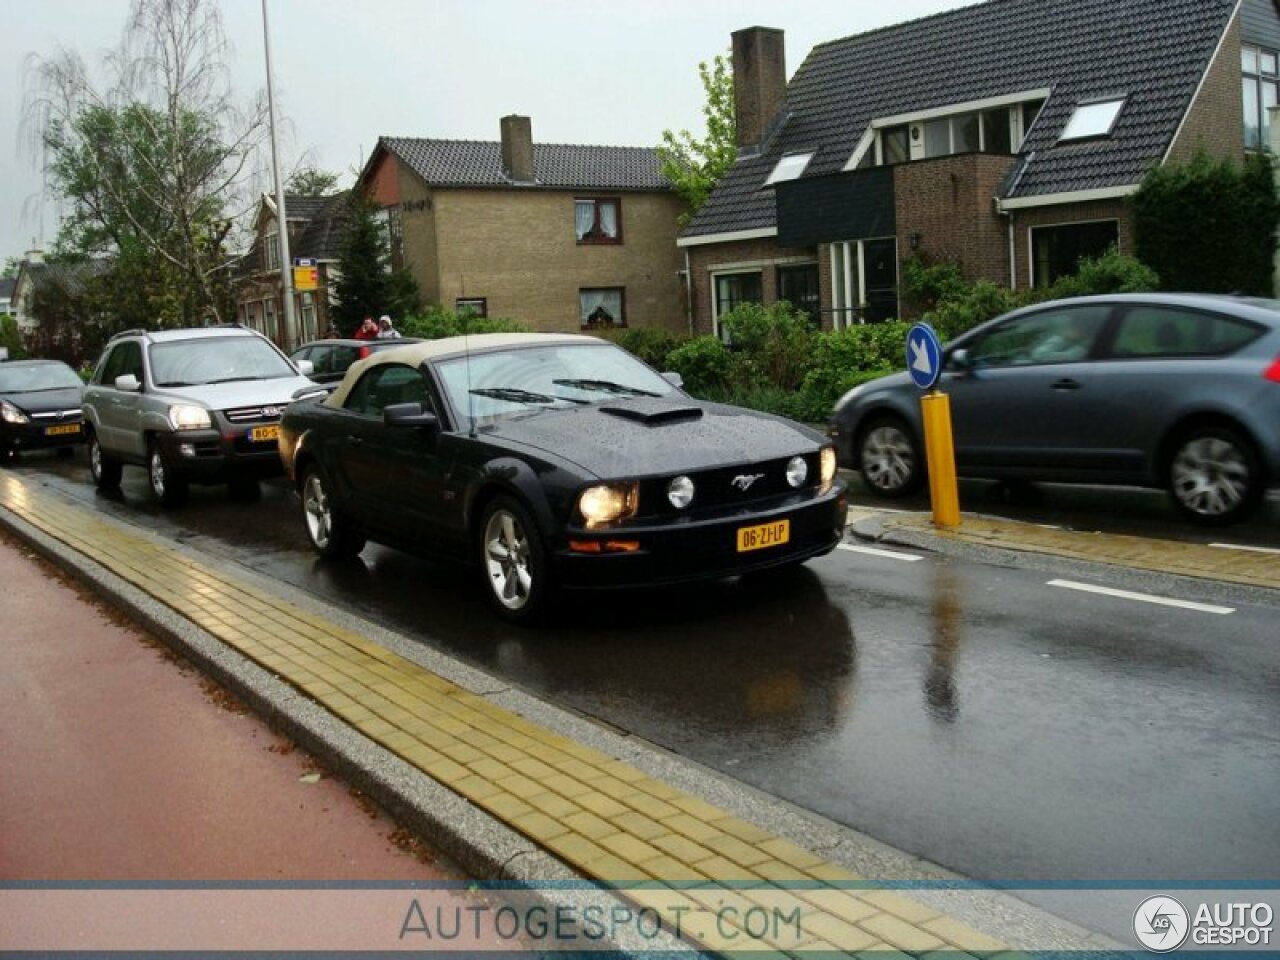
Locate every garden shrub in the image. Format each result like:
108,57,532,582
666,335,733,395
719,302,816,391
605,326,683,371
399,306,529,339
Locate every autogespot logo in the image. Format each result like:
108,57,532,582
1135,895,1191,952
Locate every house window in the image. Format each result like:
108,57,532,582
830,238,899,325
580,287,625,328
386,205,404,267
881,125,910,164
456,298,488,319
765,153,814,185
1243,43,1279,150
575,198,622,243
1031,220,1119,287
1058,98,1126,142
713,271,763,326
777,263,820,326
264,228,279,271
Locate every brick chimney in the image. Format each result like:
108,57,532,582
731,26,786,153
500,115,535,184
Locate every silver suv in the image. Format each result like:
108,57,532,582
82,326,318,505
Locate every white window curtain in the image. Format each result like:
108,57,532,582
575,201,594,240
579,288,622,325
598,202,618,238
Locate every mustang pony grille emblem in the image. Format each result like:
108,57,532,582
730,473,765,492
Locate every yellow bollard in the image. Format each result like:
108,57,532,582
920,390,961,527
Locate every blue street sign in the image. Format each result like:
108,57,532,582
906,322,943,391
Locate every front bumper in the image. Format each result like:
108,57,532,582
2,419,85,452
553,482,849,589
156,421,285,481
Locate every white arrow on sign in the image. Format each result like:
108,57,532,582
910,336,933,376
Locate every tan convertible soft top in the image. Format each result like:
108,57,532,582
323,332,599,408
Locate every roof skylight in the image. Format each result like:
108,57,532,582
765,152,814,185
1059,98,1126,142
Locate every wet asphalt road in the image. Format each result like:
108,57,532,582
7,450,1280,936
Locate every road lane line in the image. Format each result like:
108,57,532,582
837,543,924,562
1209,542,1280,555
1046,579,1234,615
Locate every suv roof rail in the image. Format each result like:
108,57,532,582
108,328,149,341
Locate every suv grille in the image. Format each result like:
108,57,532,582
224,405,284,424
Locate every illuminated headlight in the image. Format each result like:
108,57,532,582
667,475,695,509
578,483,639,527
786,455,808,488
820,446,838,491
0,400,29,424
168,403,212,430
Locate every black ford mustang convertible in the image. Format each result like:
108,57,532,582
279,333,848,622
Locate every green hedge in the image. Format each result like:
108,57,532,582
398,306,529,339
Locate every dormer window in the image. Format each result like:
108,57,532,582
765,152,814,185
1059,98,1125,142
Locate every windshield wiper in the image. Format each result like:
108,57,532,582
470,387,587,406
552,378,661,397
155,380,201,387
204,375,267,384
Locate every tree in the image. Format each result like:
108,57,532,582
24,0,269,327
330,192,420,335
286,167,341,196
656,52,737,225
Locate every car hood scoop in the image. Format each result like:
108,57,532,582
598,399,704,425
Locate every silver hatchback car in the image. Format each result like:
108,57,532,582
829,294,1280,524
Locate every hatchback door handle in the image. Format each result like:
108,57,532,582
1051,378,1081,390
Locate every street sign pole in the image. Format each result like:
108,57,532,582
906,323,961,528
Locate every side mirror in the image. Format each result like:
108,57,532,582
295,359,315,377
115,374,141,392
948,348,972,372
383,402,439,431
661,371,685,390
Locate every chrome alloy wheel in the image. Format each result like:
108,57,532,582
89,436,103,481
303,471,333,549
483,507,533,611
148,447,169,498
862,424,917,494
1171,435,1251,518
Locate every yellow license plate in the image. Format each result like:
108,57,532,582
736,519,790,552
44,423,81,437
249,425,280,443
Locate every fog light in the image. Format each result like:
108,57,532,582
178,443,196,458
667,475,694,509
786,456,808,488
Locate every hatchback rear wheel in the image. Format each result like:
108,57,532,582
1168,426,1262,524
857,416,924,498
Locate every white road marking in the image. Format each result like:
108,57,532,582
1047,579,1234,615
837,543,924,563
1209,542,1280,555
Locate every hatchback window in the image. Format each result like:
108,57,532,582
1110,306,1262,358
968,306,1110,367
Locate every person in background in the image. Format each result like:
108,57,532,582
323,323,341,339
354,316,378,341
376,315,401,340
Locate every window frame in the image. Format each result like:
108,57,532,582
765,152,815,185
1029,218,1120,288
579,287,627,329
1242,42,1279,151
777,262,821,326
1058,98,1126,143
575,197,623,245
456,298,488,319
711,270,764,338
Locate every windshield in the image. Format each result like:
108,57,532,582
436,343,676,427
149,337,298,387
0,363,83,393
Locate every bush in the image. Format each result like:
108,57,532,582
603,326,683,371
791,325,910,423
666,336,733,395
398,306,529,339
719,301,816,391
0,316,26,361
1046,247,1160,299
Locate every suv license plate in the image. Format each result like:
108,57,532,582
249,425,280,443
736,519,789,553
44,424,81,437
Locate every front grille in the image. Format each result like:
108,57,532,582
637,454,821,518
30,409,84,422
223,405,283,424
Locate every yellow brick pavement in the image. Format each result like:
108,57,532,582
0,473,1019,957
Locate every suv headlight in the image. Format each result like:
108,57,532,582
168,404,212,430
0,400,29,424
578,483,639,528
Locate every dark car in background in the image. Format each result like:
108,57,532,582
830,293,1280,524
279,333,847,622
0,359,86,462
289,338,422,385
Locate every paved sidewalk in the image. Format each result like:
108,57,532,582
0,472,1108,956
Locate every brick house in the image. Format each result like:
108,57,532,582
356,116,686,334
236,192,350,350
681,0,1278,337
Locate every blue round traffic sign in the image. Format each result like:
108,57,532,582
906,322,943,391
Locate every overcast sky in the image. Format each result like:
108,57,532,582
1,0,980,264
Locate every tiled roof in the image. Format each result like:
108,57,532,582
685,0,1237,238
379,137,671,192
296,192,352,261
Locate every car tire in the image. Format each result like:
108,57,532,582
147,441,189,507
87,429,122,489
1167,425,1263,525
301,464,365,559
478,495,553,624
857,415,924,498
